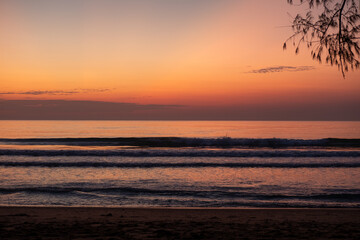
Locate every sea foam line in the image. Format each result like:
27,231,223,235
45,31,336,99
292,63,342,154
1,161,360,168
0,187,359,201
1,149,360,157
0,137,359,148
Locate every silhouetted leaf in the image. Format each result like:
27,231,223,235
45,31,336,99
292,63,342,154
285,0,360,78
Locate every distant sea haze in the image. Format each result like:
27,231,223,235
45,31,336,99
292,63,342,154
1,99,360,120
0,121,359,208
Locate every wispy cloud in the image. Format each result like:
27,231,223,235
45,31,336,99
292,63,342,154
248,66,315,74
0,88,113,95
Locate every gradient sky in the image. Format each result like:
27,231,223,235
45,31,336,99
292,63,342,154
1,0,359,120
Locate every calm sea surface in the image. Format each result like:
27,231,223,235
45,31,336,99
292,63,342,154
0,121,359,207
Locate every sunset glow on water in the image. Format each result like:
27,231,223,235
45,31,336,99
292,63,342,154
0,121,359,208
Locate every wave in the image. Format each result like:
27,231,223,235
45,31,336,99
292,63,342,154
1,148,360,157
1,137,360,148
1,160,360,168
1,186,359,202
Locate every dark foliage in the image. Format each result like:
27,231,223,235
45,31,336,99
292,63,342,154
285,0,360,77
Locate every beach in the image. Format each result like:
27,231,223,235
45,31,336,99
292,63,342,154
1,207,360,239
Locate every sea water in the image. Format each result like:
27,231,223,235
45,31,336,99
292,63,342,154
0,121,359,207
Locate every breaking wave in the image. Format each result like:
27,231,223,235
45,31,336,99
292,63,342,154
1,160,360,168
1,137,359,148
1,186,359,208
1,148,360,157
0,186,359,200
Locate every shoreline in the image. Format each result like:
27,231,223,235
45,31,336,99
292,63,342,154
1,207,359,239
1,205,360,209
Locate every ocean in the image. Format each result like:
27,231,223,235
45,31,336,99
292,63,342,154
0,120,359,208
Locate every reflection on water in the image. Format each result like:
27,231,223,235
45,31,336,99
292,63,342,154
0,121,359,208
1,120,360,139
0,158,359,207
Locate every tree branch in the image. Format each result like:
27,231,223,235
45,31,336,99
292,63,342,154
285,0,360,78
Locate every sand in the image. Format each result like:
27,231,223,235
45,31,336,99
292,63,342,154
0,207,359,239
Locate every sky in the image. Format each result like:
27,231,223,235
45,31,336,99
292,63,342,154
0,0,359,120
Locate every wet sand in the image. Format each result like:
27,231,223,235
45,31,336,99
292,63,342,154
0,207,359,239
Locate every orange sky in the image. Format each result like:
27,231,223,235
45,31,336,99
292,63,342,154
0,0,359,119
